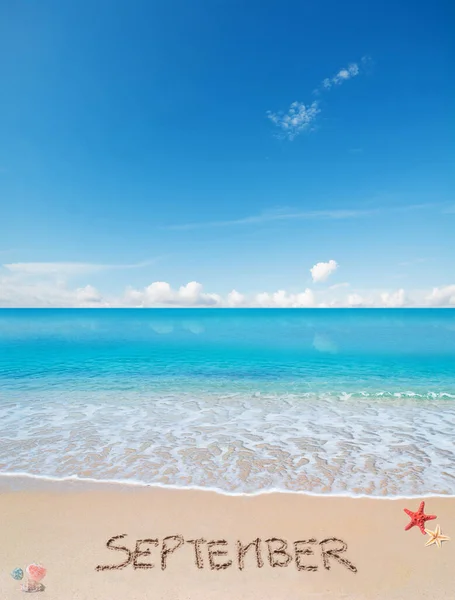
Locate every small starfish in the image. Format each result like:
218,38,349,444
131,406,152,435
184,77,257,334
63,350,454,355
404,501,436,535
425,525,450,548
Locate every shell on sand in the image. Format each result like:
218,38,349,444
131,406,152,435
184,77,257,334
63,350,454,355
11,567,24,580
26,563,47,582
21,579,45,593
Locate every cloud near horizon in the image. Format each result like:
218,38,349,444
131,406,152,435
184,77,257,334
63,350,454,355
1,267,455,308
124,281,222,308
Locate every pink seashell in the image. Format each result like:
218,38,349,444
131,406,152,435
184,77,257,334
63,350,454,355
26,564,47,582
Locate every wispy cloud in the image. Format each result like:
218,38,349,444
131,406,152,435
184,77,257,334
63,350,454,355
266,101,320,141
3,259,159,277
316,56,371,94
321,62,360,90
398,258,427,267
163,203,436,231
268,56,369,140
329,282,350,290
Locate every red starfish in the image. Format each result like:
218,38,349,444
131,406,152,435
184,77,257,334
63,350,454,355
404,501,437,535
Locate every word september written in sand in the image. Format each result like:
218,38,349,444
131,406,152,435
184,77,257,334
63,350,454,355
96,534,357,574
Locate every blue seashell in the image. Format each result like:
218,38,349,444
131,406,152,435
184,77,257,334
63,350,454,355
11,567,24,580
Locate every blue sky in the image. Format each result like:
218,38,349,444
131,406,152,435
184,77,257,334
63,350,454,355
0,0,454,307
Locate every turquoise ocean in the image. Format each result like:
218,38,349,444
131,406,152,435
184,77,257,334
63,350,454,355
0,309,454,496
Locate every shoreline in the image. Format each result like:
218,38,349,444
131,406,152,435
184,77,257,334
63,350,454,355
1,471,454,499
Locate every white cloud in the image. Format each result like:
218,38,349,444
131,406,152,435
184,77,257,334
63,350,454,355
126,284,316,309
255,288,315,308
0,275,109,308
267,101,320,141
426,285,455,307
1,261,455,308
310,259,338,283
322,62,360,90
346,293,365,307
226,289,246,307
380,289,407,307
124,281,222,308
74,285,104,304
269,57,367,139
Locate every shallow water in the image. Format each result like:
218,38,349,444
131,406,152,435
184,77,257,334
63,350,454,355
0,309,454,495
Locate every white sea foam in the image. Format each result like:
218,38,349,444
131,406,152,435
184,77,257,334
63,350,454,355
0,390,454,496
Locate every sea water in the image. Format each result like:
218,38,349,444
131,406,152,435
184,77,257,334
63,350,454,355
0,309,454,496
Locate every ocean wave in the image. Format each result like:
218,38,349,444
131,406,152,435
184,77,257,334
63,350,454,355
0,389,454,496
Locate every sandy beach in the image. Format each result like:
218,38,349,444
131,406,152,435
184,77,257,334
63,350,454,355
0,477,453,599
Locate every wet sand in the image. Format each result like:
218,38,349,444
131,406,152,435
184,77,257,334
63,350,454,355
0,477,453,599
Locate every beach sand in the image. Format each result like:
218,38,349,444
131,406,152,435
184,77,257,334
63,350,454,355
0,477,453,599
